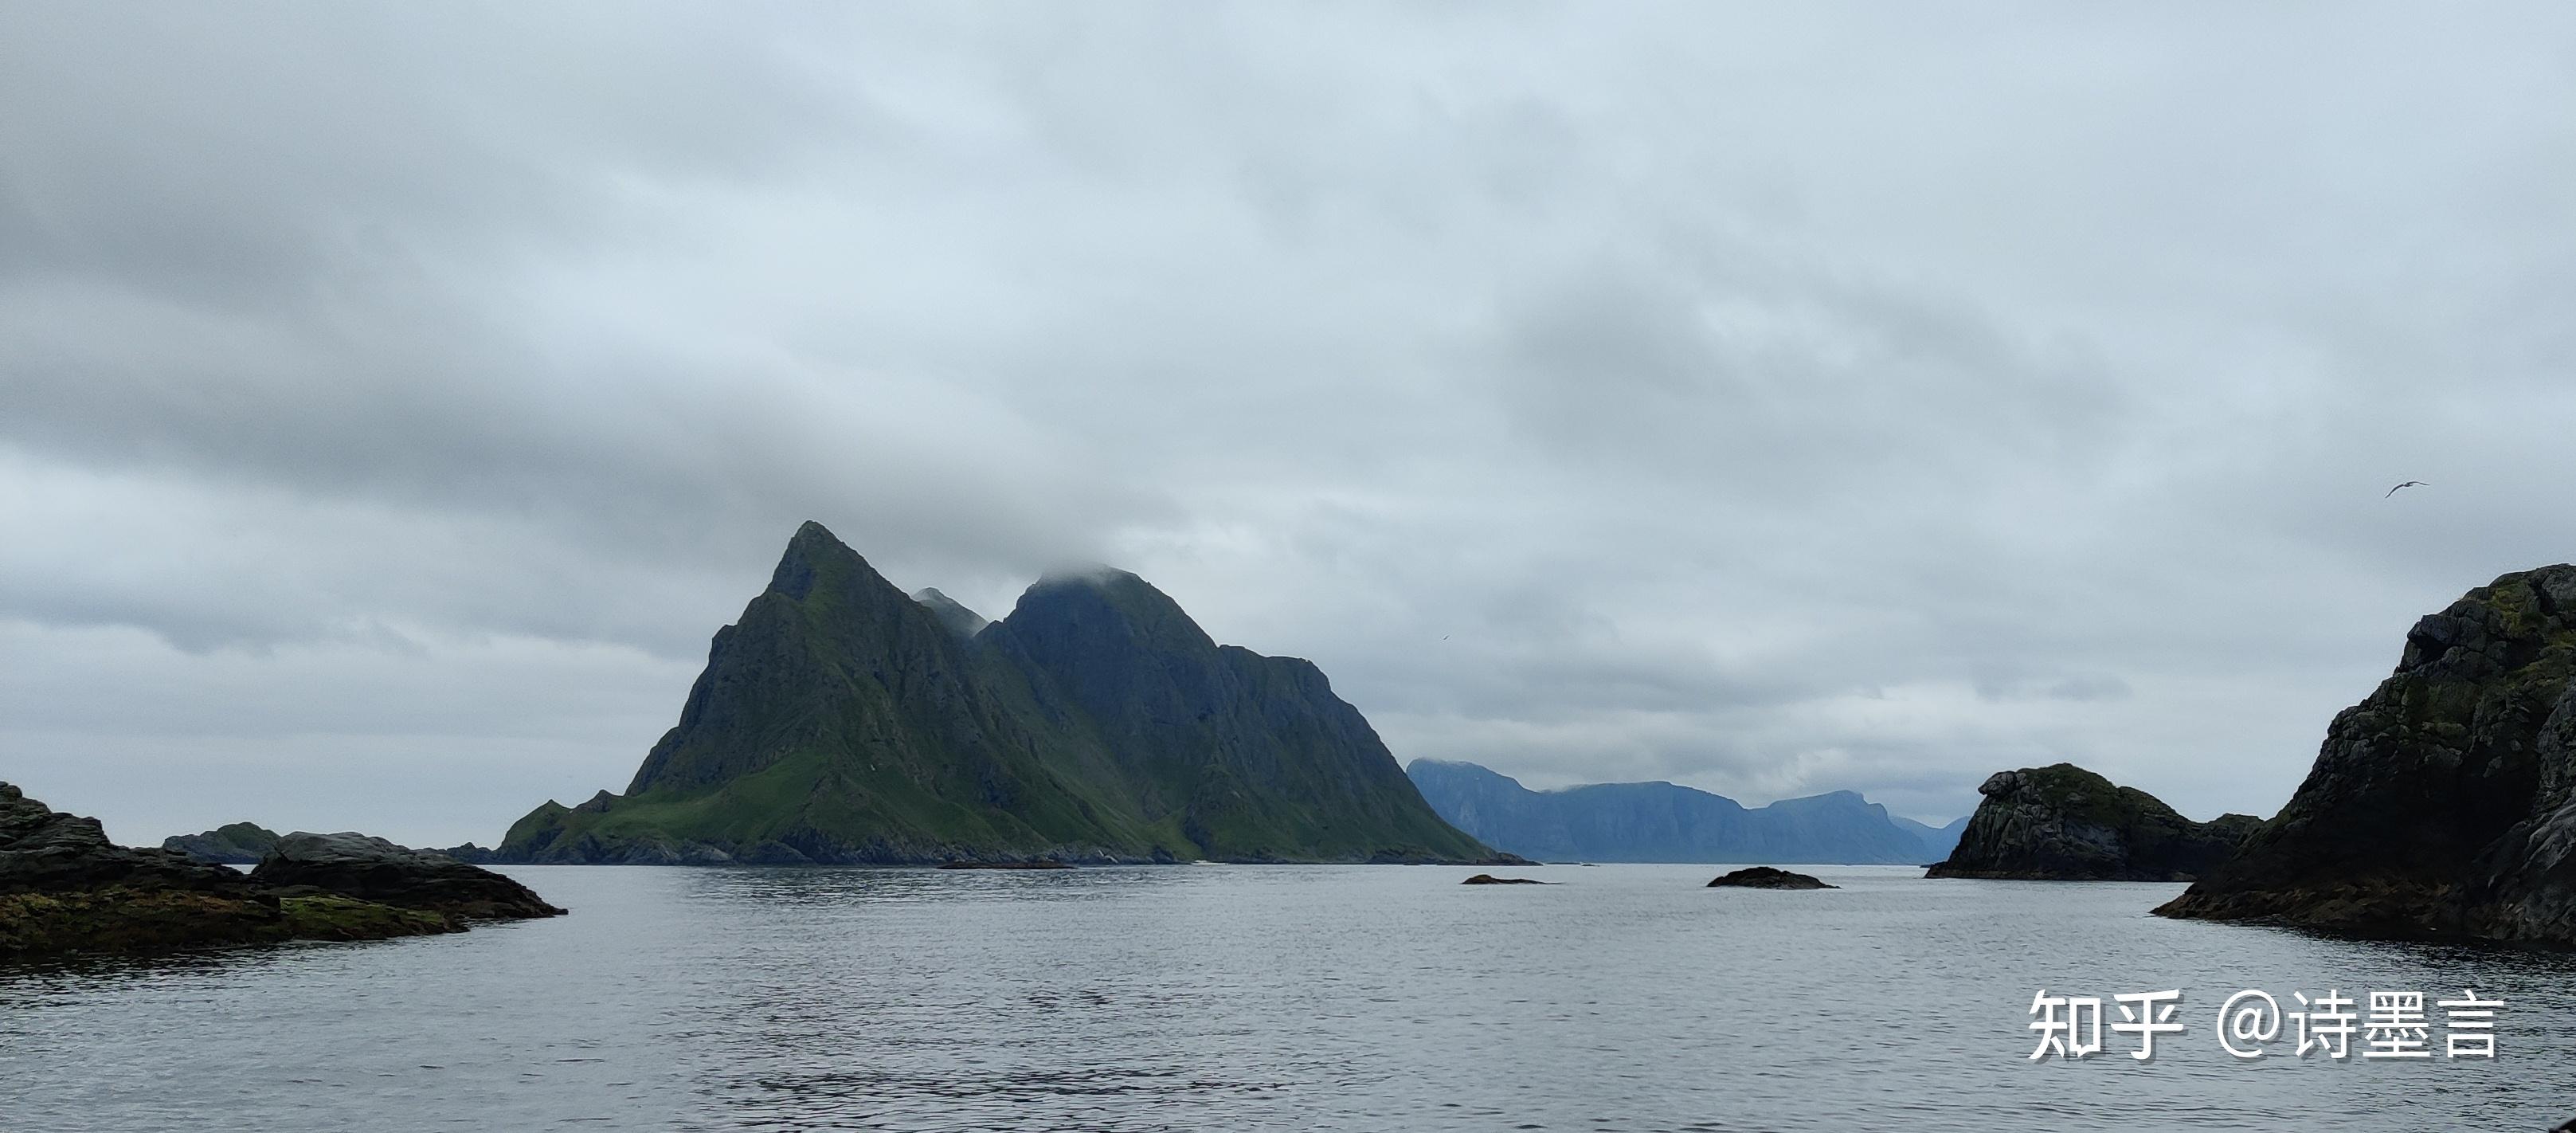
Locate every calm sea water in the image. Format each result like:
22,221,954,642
2,864,2570,1131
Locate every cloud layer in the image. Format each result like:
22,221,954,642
7,4,2574,844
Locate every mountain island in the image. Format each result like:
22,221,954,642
499,523,1505,865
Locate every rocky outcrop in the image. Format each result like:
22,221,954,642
1706,866,1835,889
2157,566,2576,944
2,785,256,897
500,522,1505,866
162,822,282,864
1405,759,1958,864
1460,873,1548,884
0,784,459,959
1926,764,2257,881
253,833,565,920
166,822,504,867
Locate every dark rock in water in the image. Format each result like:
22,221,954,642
1706,866,1836,889
162,821,283,865
937,861,1072,869
0,784,456,959
1460,873,1548,884
2158,566,2576,945
499,521,1507,867
253,833,566,921
1927,764,2257,882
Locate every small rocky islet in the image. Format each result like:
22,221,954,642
1926,763,2257,883
1706,867,1835,889
1,782,562,961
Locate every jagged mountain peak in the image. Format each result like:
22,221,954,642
1004,564,1216,654
767,519,892,601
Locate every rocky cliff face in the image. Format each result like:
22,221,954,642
499,523,1499,865
1925,764,2257,881
1405,759,1952,864
2157,566,2576,943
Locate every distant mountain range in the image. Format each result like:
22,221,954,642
1405,759,1965,864
497,522,1503,865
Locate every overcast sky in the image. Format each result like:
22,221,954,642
6,4,2573,846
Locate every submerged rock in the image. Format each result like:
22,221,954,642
253,833,565,921
1706,867,1836,889
2158,566,2576,945
1926,765,2257,882
1459,873,1548,885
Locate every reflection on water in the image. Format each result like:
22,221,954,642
2,864,2570,1131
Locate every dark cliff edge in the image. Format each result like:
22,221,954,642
496,522,1511,866
2,783,560,960
1926,764,2258,881
2157,566,2576,946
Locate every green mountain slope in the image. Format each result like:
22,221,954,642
499,523,1497,865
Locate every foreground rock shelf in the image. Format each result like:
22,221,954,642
1,783,562,961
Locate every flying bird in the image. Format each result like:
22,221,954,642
2386,480,2427,497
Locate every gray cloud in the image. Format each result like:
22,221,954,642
4,3,2572,843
